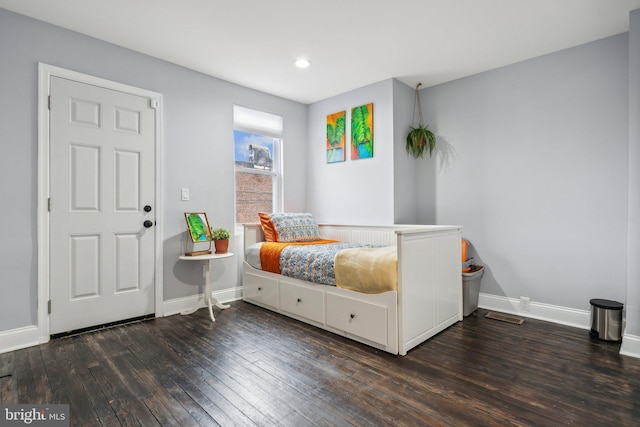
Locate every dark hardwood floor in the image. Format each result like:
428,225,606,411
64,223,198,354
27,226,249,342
1,302,639,426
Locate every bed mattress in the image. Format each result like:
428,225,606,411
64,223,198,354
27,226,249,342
245,241,398,293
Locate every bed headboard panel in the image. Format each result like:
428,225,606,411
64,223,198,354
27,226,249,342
244,224,265,251
243,223,457,250
319,225,398,246
243,223,399,249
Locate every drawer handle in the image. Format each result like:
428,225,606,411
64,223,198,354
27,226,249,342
350,313,355,319
297,298,302,303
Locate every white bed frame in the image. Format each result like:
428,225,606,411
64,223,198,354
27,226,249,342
242,224,463,355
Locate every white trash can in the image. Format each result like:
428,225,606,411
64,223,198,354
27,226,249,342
462,265,484,317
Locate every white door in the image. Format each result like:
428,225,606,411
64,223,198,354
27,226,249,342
49,76,156,334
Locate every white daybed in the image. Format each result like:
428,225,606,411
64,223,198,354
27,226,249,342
242,223,463,356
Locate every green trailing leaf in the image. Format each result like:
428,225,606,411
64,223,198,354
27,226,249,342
406,124,436,159
406,83,437,159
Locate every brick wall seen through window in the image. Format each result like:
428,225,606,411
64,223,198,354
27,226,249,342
235,173,273,224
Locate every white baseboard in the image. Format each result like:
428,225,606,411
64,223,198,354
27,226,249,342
163,286,243,317
0,325,41,354
620,334,640,358
4,290,635,360
0,287,244,354
479,295,640,360
478,293,591,330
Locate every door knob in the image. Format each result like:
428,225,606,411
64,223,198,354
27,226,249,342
143,220,153,228
144,205,152,212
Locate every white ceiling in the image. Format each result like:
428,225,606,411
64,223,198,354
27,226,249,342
2,0,640,104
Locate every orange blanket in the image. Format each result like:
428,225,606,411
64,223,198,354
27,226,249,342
259,240,337,274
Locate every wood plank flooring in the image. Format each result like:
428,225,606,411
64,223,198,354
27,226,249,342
1,302,639,426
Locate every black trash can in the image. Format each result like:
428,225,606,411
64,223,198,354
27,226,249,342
589,298,623,342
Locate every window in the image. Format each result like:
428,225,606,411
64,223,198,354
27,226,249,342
233,106,283,225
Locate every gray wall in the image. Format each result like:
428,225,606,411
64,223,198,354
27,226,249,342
0,9,307,332
392,79,419,224
420,34,629,311
626,10,640,339
2,6,637,344
307,78,421,225
306,80,395,224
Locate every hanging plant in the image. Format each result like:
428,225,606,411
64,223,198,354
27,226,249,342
406,83,436,159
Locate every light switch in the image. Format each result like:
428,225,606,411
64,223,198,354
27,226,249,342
181,188,190,201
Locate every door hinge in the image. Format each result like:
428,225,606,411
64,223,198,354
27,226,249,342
48,95,51,110
48,198,51,212
48,300,51,314
150,99,158,109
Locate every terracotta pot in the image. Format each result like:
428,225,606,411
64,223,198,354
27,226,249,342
214,239,229,254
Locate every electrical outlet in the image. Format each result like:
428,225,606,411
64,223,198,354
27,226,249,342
520,296,531,312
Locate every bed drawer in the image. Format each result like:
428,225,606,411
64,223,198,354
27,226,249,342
243,272,278,308
280,280,325,324
326,292,387,346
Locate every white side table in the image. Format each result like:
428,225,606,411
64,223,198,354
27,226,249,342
178,252,234,322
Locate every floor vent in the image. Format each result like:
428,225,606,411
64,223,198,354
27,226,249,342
485,311,525,325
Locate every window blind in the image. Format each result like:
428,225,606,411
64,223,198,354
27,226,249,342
233,105,283,138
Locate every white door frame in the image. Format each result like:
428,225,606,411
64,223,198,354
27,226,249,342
37,63,164,343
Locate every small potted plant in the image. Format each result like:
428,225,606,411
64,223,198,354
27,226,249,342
406,83,437,159
211,227,231,254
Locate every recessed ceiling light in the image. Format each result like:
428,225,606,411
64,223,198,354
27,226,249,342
295,58,311,68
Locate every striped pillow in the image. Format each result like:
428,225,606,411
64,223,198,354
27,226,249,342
268,213,321,242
